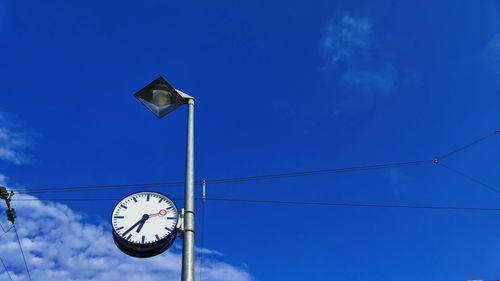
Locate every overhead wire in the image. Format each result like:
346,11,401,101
437,162,500,194
199,184,207,281
0,255,13,281
13,225,32,281
437,130,500,161
0,226,14,239
13,129,500,195
0,200,15,281
15,160,433,195
12,198,184,201
15,182,185,194
9,197,500,212
205,198,500,212
4,130,500,211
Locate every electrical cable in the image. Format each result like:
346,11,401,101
14,181,184,192
0,226,13,239
10,197,500,212
437,162,500,194
199,198,206,281
15,182,184,194
9,130,500,195
205,198,500,212
437,130,500,161
13,225,32,281
16,160,433,195
0,255,13,281
204,160,433,184
12,198,184,201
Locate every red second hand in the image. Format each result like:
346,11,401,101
149,209,173,217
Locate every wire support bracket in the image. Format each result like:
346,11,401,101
202,180,206,203
176,209,196,239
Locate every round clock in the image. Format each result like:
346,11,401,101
111,191,179,258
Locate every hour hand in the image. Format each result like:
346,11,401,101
136,214,149,233
122,220,141,236
136,220,146,233
123,214,149,236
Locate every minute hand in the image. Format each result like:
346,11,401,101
122,214,149,236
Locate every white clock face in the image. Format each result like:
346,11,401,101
112,191,178,245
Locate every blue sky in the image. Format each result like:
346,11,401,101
2,0,500,280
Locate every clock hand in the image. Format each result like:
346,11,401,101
122,220,141,236
122,214,149,236
149,209,173,217
136,214,149,233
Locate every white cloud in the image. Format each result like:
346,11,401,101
0,113,31,165
339,64,397,94
322,14,397,94
322,15,373,65
0,174,6,186
195,246,223,257
484,34,500,74
0,194,253,281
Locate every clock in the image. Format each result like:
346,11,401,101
111,191,179,258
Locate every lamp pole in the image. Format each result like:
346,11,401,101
182,98,195,281
133,76,196,281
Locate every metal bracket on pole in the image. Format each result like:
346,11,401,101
176,209,185,238
176,208,195,239
203,180,206,203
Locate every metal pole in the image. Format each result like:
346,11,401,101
182,99,195,281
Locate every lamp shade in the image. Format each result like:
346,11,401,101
134,76,186,118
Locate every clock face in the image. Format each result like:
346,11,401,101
111,191,179,255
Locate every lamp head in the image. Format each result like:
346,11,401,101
134,76,186,118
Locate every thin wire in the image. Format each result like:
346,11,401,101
199,199,206,281
12,130,500,194
438,162,500,194
438,130,500,161
17,182,184,194
206,198,500,212
0,255,13,281
13,225,32,281
16,160,433,195
14,180,184,192
18,197,500,212
0,225,14,239
204,160,433,184
0,221,5,233
12,198,184,201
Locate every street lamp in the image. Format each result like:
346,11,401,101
134,76,195,281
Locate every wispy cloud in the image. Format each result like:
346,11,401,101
322,15,374,65
321,14,397,94
339,64,397,94
0,194,253,281
484,34,500,74
0,113,31,165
